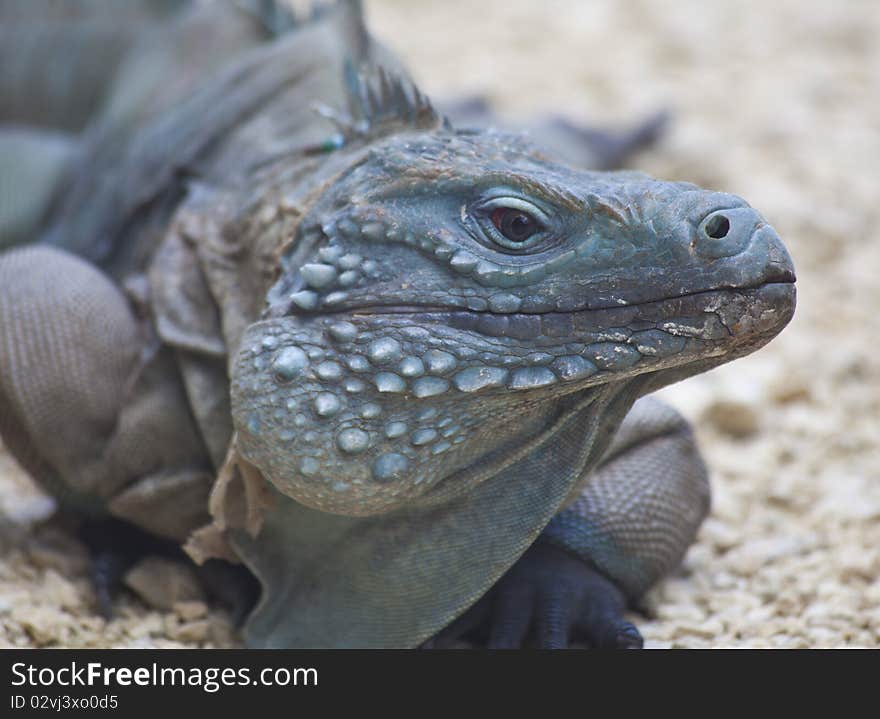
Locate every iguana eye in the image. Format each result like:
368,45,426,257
491,207,541,243
475,197,549,251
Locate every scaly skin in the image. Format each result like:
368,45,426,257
233,131,794,516
217,128,794,647
0,1,795,648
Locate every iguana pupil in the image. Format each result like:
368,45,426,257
491,207,540,242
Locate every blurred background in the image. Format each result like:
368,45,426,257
1,0,877,647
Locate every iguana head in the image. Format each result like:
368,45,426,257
231,127,795,516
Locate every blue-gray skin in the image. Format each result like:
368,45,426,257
239,134,791,517
227,130,794,648
0,0,795,648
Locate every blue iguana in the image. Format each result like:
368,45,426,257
0,0,795,648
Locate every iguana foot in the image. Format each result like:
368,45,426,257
79,519,259,623
78,518,179,619
426,542,642,649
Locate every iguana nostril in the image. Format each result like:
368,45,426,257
694,207,761,260
704,213,730,239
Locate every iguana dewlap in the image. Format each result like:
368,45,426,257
0,0,795,648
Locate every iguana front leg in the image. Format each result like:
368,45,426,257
0,245,216,610
0,246,142,512
428,397,709,649
0,245,214,530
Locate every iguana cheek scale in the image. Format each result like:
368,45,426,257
0,0,795,648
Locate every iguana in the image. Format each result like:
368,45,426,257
0,0,796,648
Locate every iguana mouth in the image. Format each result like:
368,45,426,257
343,275,796,342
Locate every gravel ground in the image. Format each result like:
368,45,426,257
1,0,877,648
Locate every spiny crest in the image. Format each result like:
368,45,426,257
348,63,450,135
314,63,451,145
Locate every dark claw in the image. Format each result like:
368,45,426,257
571,564,643,649
90,550,128,619
77,518,177,619
79,519,262,623
614,622,645,649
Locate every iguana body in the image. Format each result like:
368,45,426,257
0,1,795,648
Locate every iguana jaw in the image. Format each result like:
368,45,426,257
344,272,795,346
278,274,796,396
